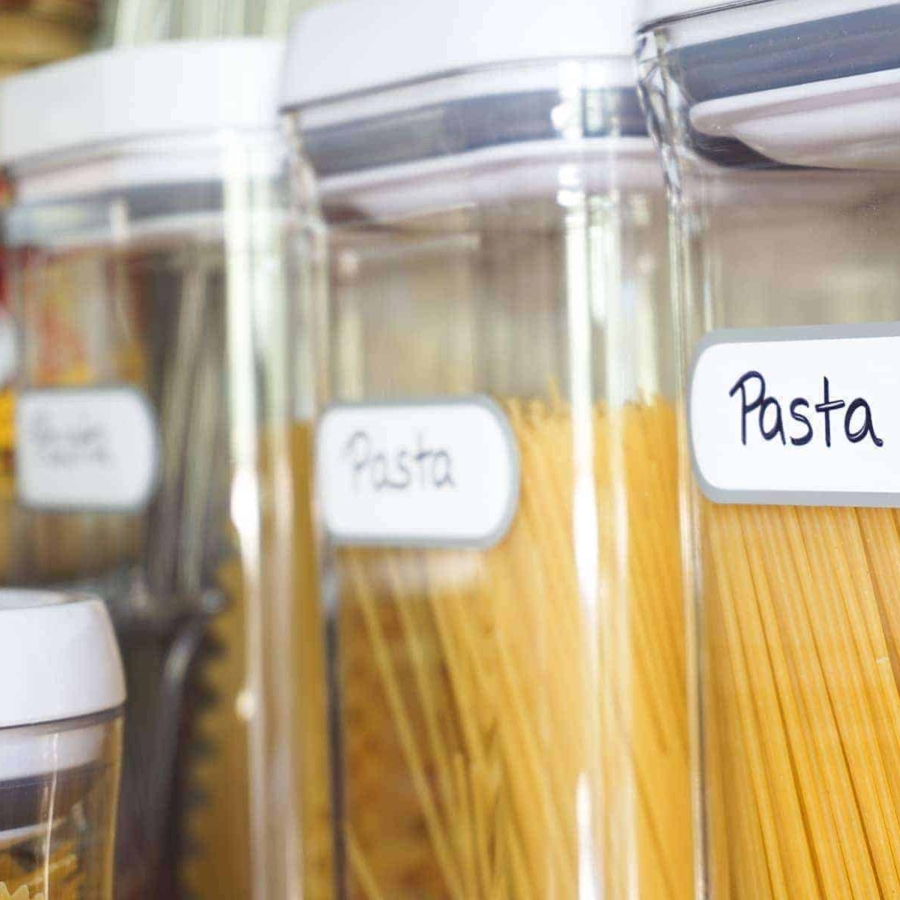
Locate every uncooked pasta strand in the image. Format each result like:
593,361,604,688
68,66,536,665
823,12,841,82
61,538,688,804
426,562,490,778
470,542,560,895
620,402,692,898
856,509,900,676
798,510,900,893
488,457,581,885
828,511,900,835
630,407,685,689
453,754,478,898
738,508,851,895
347,829,386,900
494,617,575,894
510,441,584,889
346,551,464,897
745,506,862,895
780,506,884,895
387,551,457,824
706,580,766,899
706,507,797,895
469,759,495,898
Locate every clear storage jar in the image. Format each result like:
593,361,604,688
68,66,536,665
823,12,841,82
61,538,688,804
637,2,900,896
0,590,125,900
282,0,690,896
0,41,307,900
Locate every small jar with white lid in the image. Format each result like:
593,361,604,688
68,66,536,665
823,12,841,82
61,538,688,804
0,590,125,900
0,41,308,900
282,1,690,897
638,2,900,896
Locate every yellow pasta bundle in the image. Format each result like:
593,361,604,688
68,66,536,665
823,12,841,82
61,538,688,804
705,502,900,898
335,396,691,899
0,887,43,900
0,842,81,900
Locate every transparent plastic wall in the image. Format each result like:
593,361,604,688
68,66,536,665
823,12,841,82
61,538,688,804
0,128,309,900
287,57,691,899
638,2,900,896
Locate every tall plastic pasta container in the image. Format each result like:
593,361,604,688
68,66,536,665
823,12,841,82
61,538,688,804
0,590,125,900
0,41,307,900
282,0,691,896
637,2,900,896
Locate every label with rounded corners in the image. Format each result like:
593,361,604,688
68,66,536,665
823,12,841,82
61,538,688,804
690,323,900,506
16,386,161,511
317,397,520,548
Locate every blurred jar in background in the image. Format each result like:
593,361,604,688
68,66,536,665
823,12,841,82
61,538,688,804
0,40,312,900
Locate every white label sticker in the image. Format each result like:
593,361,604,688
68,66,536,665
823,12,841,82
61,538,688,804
317,397,519,547
16,387,161,511
690,324,900,506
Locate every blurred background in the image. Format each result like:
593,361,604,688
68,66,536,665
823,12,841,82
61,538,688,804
0,0,323,74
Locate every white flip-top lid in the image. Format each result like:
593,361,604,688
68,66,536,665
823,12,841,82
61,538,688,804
0,591,125,731
0,38,282,168
281,0,639,110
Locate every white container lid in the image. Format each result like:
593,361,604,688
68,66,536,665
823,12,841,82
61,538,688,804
0,591,126,731
0,38,283,168
281,0,640,110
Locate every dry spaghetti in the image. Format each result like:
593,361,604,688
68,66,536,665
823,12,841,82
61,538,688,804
333,396,691,899
704,502,900,898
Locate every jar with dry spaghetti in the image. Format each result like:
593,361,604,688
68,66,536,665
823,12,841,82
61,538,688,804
638,2,900,897
282,0,690,896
